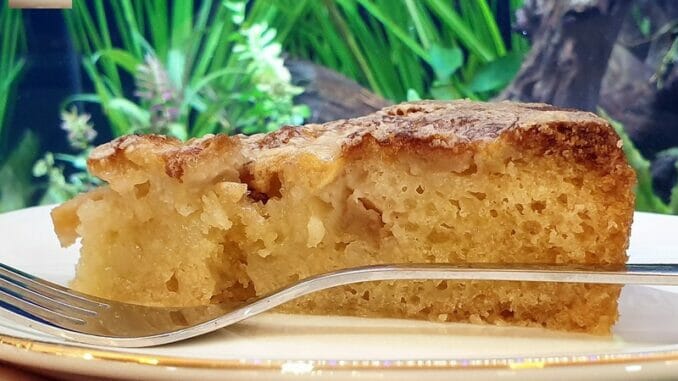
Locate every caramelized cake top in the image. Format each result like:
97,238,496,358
86,100,630,187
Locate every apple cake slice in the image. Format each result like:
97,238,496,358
52,100,635,334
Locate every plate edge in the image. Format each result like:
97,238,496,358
2,332,678,373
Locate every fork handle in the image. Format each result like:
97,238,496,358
3,262,677,348
302,263,678,287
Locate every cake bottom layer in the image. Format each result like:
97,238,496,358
277,280,621,334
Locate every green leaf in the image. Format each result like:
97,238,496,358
170,0,193,50
404,0,436,50
355,0,430,62
474,0,506,56
671,162,678,214
167,49,186,89
82,58,129,136
406,88,422,101
469,52,523,92
144,0,169,60
599,108,670,213
0,57,24,144
191,100,230,137
167,123,188,141
0,131,39,212
0,58,25,93
59,93,102,112
108,98,150,126
54,153,88,170
92,48,141,73
426,0,495,62
656,147,678,159
184,67,243,105
430,81,459,100
429,44,462,80
118,0,143,57
190,3,226,81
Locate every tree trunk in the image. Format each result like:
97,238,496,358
286,59,391,123
499,0,632,111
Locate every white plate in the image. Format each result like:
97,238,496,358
1,206,678,380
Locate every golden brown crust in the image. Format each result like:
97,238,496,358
87,100,627,182
88,133,239,184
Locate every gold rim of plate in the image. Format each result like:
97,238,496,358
2,332,678,372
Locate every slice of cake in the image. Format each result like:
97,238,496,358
52,100,635,334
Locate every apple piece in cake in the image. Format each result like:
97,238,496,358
52,100,636,334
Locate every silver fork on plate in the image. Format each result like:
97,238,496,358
1,262,678,348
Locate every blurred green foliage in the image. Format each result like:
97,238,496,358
0,4,40,213
2,1,677,216
601,109,677,214
0,132,39,213
62,0,308,139
256,0,529,101
0,4,25,149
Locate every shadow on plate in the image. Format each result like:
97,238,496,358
614,285,678,344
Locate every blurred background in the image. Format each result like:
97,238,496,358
0,0,676,214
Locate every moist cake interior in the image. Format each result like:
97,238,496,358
52,100,635,334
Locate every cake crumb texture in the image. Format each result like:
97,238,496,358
52,100,636,334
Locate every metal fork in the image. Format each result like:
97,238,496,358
2,262,678,348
